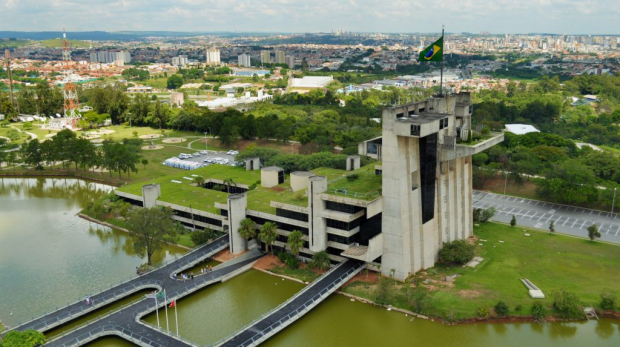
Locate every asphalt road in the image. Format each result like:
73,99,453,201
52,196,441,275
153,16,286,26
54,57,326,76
473,191,620,244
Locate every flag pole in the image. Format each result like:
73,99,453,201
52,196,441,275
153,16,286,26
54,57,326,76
155,292,160,329
164,290,169,333
175,300,179,337
440,25,445,96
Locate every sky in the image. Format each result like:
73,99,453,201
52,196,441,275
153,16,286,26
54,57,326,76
2,0,619,35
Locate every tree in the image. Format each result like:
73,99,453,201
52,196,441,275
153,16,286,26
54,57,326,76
531,302,547,322
193,175,204,187
587,223,601,241
409,286,433,314
438,240,475,265
494,300,509,316
553,289,582,318
167,74,184,89
125,207,177,265
190,229,216,246
0,329,46,347
549,220,555,233
141,159,149,169
287,230,304,256
600,289,616,310
238,218,257,240
310,250,331,270
473,206,496,223
259,221,277,253
375,277,393,305
510,215,517,227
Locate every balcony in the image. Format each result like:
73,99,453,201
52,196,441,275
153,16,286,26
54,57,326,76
439,132,504,162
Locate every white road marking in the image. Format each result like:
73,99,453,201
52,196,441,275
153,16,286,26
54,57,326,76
581,220,587,229
571,219,578,228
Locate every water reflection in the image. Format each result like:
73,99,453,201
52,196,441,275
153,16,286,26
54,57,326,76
595,319,616,339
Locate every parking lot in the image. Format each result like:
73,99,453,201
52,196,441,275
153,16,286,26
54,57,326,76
177,150,238,166
473,191,620,244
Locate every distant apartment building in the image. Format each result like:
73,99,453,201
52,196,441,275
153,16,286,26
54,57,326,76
206,48,221,66
286,55,295,69
260,50,271,65
90,50,131,64
172,55,189,67
238,54,251,67
275,50,285,64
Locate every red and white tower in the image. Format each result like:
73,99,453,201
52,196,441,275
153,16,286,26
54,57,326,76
62,27,80,119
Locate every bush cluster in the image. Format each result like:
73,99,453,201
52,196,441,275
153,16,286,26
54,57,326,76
438,240,475,265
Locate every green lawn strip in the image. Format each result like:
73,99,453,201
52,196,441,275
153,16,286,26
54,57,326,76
247,182,307,214
323,163,382,201
342,222,620,320
269,265,321,283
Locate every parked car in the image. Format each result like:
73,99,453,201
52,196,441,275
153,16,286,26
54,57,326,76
200,150,209,155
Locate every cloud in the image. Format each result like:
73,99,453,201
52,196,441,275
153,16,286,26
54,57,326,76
0,0,617,34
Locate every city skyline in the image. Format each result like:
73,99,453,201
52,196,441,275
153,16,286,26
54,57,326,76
2,0,619,35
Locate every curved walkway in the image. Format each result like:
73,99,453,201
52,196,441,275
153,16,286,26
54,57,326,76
44,249,264,347
6,235,230,334
217,259,364,347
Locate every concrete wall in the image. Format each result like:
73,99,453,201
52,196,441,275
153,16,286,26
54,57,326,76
308,176,327,252
227,193,248,254
261,167,282,188
346,155,361,171
142,184,160,208
290,171,313,192
246,157,260,171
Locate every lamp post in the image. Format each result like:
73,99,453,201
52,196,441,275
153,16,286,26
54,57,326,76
611,187,617,219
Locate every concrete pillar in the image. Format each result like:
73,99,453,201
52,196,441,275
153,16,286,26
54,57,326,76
142,184,160,208
346,155,361,171
308,176,327,252
261,166,284,188
245,157,260,171
227,193,248,254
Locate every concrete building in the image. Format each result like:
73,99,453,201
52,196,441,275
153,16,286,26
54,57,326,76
114,93,503,279
286,55,295,69
90,51,131,64
206,48,221,66
260,50,271,65
171,92,184,107
172,55,188,67
275,50,286,64
238,54,251,67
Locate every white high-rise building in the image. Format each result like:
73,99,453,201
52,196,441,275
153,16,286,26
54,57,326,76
285,55,295,69
275,50,285,64
260,50,271,65
206,48,221,66
172,55,188,67
90,50,131,64
238,54,251,67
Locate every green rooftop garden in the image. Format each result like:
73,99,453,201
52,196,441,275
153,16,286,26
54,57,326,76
325,162,382,201
117,164,261,214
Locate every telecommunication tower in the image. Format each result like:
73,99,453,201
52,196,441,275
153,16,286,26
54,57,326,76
4,49,19,114
62,27,80,118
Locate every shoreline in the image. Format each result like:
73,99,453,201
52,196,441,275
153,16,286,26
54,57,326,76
77,213,193,251
0,171,122,187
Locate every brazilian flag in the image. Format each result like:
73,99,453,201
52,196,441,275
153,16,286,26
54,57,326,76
418,36,443,62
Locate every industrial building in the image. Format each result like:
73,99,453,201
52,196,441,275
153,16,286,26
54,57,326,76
114,93,503,280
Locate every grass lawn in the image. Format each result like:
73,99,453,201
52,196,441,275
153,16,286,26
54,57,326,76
270,265,321,283
92,125,197,142
40,38,90,48
326,163,381,201
142,77,170,89
247,181,307,214
0,127,30,144
343,222,620,320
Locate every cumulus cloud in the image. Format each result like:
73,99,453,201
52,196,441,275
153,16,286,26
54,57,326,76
0,0,617,34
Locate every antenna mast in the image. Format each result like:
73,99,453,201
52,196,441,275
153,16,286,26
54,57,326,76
4,49,19,115
62,27,80,118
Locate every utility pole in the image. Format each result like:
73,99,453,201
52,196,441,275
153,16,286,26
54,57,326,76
611,187,617,219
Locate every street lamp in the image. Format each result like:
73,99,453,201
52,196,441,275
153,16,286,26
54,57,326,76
611,187,617,219
204,127,211,156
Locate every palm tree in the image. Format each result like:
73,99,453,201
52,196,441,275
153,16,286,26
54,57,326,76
309,251,330,270
287,230,304,256
193,175,205,187
223,178,237,193
259,222,277,253
238,218,256,240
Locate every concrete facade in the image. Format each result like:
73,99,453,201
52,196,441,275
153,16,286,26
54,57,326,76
379,93,499,280
261,166,284,188
308,176,328,252
245,157,260,171
142,184,161,208
227,193,248,254
346,155,361,171
290,171,313,192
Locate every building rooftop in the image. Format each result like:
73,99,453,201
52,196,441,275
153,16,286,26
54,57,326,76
396,112,451,125
504,124,540,135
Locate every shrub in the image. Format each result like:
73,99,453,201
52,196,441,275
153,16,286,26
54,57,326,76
514,304,522,312
494,300,509,316
531,302,547,322
473,207,496,223
600,290,616,310
22,121,33,130
477,307,490,319
309,251,331,270
190,229,216,246
346,173,359,181
277,251,300,269
438,240,475,265
553,289,582,318
375,277,393,305
409,286,433,314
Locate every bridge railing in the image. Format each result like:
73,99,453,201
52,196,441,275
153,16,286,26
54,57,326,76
8,235,229,333
53,324,168,347
212,260,363,347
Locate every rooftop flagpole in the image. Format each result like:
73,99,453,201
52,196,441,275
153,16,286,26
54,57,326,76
440,24,445,96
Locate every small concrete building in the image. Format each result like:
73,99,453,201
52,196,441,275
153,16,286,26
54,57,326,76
246,157,260,171
290,171,314,192
346,155,361,171
261,166,285,188
171,92,184,107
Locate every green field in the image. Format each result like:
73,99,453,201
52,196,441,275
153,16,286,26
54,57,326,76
40,38,91,48
344,222,620,320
